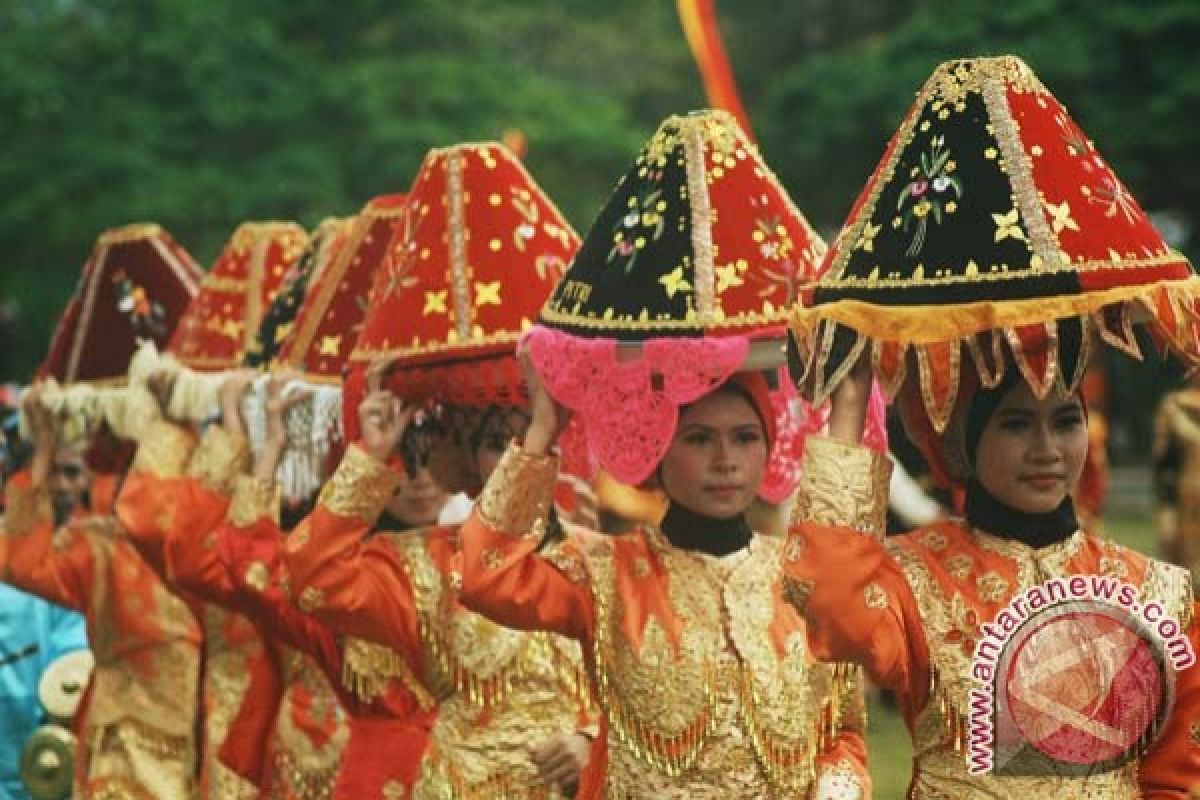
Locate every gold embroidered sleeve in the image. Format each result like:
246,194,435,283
317,445,401,522
793,436,891,538
131,419,197,478
186,425,251,495
477,441,559,539
3,482,52,535
229,475,281,528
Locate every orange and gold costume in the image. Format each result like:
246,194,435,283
457,442,870,799
196,470,435,799
282,445,595,799
784,435,1200,797
2,471,202,799
117,420,348,800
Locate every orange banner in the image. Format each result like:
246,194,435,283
676,0,754,141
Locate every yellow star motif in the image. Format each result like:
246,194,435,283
658,266,692,298
857,221,882,253
992,209,1026,242
1043,199,1080,234
318,335,342,356
221,319,243,340
715,264,744,293
423,290,448,315
474,280,502,306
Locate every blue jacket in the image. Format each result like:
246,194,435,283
0,584,88,800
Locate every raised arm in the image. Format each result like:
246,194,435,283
459,443,595,642
281,388,424,655
458,354,596,641
784,362,931,703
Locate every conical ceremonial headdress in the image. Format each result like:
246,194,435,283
791,56,1200,431
169,221,307,370
525,110,827,494
40,223,201,384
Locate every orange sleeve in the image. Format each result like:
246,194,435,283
163,477,241,606
2,472,97,611
458,443,595,642
113,419,199,576
281,445,423,657
783,435,931,707
1139,602,1200,797
215,477,343,667
785,522,929,700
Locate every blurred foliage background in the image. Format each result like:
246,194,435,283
2,0,1198,457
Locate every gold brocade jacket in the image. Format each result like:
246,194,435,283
2,472,202,800
784,436,1200,799
119,420,265,800
1155,388,1200,581
281,446,595,800
119,421,349,800
457,443,871,800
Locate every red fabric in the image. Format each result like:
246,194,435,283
170,222,307,370
351,143,578,383
215,512,434,799
39,225,201,383
280,195,407,377
1007,87,1191,286
727,371,776,447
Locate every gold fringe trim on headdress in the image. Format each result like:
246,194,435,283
792,276,1200,432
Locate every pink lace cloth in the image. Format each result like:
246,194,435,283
525,327,749,486
536,324,892,504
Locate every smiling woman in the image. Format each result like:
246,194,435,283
973,380,1088,517
782,55,1200,797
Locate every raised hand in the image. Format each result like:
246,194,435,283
144,369,178,417
218,369,259,439
358,389,413,465
828,348,873,445
256,370,313,481
518,348,572,457
22,385,57,488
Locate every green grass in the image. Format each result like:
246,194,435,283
863,512,1158,797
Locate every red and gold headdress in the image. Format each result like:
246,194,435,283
40,223,201,385
245,216,355,369
791,56,1200,432
349,143,578,408
278,195,409,380
525,110,830,498
168,221,308,371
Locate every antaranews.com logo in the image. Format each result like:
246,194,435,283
966,574,1195,776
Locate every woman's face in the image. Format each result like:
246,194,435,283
975,381,1088,514
385,466,449,527
659,389,768,519
472,407,531,485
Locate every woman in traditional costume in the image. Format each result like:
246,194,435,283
280,142,599,799
785,56,1200,797
455,110,873,798
2,224,205,800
